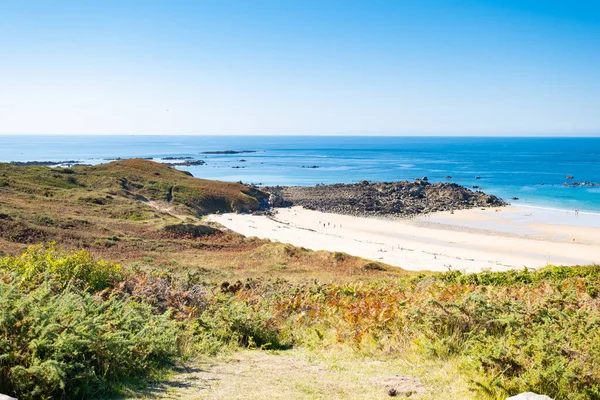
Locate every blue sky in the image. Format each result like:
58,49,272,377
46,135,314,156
1,0,599,135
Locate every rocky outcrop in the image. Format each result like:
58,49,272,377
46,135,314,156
268,193,289,208
163,160,206,166
563,181,600,187
264,180,506,218
506,393,553,400
9,160,80,166
201,150,257,154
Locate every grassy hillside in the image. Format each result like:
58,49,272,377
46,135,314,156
0,158,265,214
0,159,405,282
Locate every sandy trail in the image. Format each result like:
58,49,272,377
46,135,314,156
208,206,600,272
129,349,472,400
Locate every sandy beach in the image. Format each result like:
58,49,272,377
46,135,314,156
209,206,600,272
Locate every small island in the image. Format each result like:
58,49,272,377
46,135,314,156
201,150,258,154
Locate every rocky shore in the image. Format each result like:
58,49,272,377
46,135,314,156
264,179,506,217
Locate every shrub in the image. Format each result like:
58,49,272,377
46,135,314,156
0,280,179,399
333,252,346,262
193,293,285,354
0,243,122,292
363,261,386,271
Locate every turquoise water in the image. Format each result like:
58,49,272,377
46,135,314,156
1,135,599,212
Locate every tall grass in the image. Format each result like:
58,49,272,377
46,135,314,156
223,269,600,399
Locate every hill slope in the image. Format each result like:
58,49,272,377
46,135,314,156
0,159,403,283
1,159,267,215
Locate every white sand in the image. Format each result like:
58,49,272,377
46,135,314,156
208,206,600,272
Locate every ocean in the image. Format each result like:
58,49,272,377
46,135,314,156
1,135,599,212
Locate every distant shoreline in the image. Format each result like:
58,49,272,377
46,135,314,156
4,157,599,214
2,135,599,213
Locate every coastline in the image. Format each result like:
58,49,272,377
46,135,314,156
208,205,600,273
3,136,600,214
515,203,600,217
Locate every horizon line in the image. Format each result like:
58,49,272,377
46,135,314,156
1,133,600,138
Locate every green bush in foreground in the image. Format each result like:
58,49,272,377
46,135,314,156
193,292,285,354
0,246,180,399
3,245,600,399
0,246,284,399
0,283,179,399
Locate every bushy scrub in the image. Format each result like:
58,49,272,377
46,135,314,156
0,246,182,399
0,280,179,399
237,269,600,399
193,292,285,354
1,243,122,291
3,244,600,400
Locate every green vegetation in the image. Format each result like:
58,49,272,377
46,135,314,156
2,245,600,399
2,244,122,291
0,159,265,217
1,161,599,399
0,246,179,399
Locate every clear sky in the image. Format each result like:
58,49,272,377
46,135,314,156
1,0,599,135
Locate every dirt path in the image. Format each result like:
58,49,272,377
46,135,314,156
145,200,194,222
125,349,473,400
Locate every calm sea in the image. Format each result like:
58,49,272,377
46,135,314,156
1,135,599,212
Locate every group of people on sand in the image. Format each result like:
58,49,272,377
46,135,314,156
318,220,342,229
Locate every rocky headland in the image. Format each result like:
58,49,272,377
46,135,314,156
264,179,506,217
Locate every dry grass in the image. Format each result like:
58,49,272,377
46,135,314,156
0,160,408,284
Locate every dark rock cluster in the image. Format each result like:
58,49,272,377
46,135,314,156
9,160,81,166
264,180,506,217
563,181,600,187
201,150,257,154
163,160,206,166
